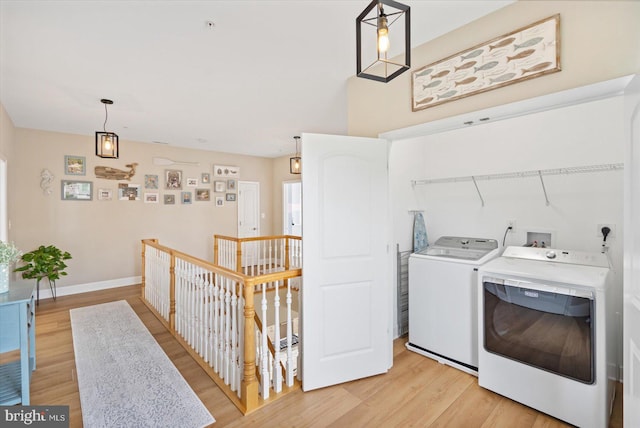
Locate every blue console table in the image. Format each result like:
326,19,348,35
0,279,36,405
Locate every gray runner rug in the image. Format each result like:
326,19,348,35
70,300,215,427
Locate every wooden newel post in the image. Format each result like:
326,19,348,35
236,241,243,274
213,235,219,265
241,280,258,412
141,240,147,299
284,237,290,271
169,250,176,331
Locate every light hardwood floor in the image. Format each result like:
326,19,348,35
29,285,623,427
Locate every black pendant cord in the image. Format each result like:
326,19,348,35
103,103,109,132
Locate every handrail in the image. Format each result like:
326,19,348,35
141,238,301,415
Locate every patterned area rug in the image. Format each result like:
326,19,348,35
70,300,215,427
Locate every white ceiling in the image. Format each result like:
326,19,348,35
0,1,513,158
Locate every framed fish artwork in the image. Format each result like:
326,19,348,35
412,14,560,112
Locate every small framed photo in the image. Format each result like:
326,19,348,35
165,169,182,190
118,183,141,201
214,181,226,193
201,173,210,184
61,180,92,200
144,174,159,189
186,178,198,187
64,155,86,176
181,191,192,204
144,192,159,203
196,188,210,201
164,194,176,205
226,179,236,191
97,188,112,201
225,193,236,202
215,196,224,207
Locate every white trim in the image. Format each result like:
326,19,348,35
36,276,141,300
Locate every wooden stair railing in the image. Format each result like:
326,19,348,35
141,238,301,415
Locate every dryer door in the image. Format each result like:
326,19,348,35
482,278,595,384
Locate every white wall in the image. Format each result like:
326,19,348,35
390,95,624,368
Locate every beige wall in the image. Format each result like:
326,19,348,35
10,127,275,288
348,0,640,137
271,154,302,235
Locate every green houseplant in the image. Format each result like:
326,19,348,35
0,241,23,294
15,245,72,302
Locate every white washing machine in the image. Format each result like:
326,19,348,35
478,246,615,428
407,236,499,375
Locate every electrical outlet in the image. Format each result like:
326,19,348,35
508,219,516,232
597,224,615,239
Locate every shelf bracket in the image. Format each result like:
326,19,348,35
471,176,485,207
538,170,550,206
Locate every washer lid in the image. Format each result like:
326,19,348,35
416,236,498,260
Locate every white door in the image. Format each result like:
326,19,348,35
0,158,7,242
301,132,391,391
238,181,260,238
624,74,640,427
283,180,302,236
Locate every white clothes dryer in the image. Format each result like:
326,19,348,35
478,246,615,428
407,236,499,375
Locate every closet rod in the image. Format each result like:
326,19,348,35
411,163,624,186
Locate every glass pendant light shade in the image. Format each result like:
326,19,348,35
95,98,119,159
290,136,301,174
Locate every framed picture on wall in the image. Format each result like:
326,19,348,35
186,178,198,187
225,193,236,202
145,174,159,189
226,179,236,191
195,189,210,201
165,169,182,190
181,191,192,204
201,173,210,184
164,194,176,205
97,188,112,201
215,196,224,207
214,181,226,193
144,192,159,203
64,155,86,176
61,180,92,200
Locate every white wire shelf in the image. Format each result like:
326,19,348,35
411,163,624,206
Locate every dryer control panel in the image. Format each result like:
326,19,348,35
502,246,609,268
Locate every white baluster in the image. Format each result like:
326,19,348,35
224,278,231,384
230,281,238,391
273,281,282,392
286,279,294,386
213,273,220,372
260,283,270,398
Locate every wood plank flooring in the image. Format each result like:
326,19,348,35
29,285,623,427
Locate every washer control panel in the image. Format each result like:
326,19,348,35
502,246,609,267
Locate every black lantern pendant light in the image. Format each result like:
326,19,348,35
290,136,301,174
356,0,410,83
95,98,119,159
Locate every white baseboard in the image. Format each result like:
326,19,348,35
36,276,141,300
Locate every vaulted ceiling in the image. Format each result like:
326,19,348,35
0,1,513,158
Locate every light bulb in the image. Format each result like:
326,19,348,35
377,15,389,53
104,137,112,151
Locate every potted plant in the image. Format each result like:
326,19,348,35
15,245,72,303
0,241,22,294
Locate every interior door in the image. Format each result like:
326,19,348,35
238,181,260,267
301,132,391,391
283,180,302,236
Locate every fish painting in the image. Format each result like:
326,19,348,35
514,36,543,50
454,61,476,72
437,90,458,100
521,61,552,75
415,96,434,106
454,76,478,87
474,61,499,73
489,72,516,84
423,80,443,90
431,70,450,79
461,49,484,61
415,68,433,78
506,49,535,62
489,37,515,51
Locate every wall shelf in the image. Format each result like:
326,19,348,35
411,163,624,207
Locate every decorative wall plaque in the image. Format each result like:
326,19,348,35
412,14,560,111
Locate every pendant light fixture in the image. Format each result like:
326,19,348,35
356,0,410,83
290,136,301,174
95,98,119,159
